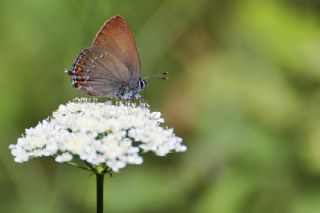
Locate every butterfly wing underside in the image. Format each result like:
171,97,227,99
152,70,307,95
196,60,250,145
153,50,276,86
69,16,141,97
93,16,141,80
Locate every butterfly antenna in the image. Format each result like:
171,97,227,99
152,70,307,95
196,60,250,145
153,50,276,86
143,72,169,80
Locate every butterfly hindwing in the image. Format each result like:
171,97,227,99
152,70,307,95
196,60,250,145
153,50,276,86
70,47,130,96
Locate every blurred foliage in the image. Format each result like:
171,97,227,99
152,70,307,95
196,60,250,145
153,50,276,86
1,0,320,212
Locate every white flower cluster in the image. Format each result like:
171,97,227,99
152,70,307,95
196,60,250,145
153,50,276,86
9,99,186,172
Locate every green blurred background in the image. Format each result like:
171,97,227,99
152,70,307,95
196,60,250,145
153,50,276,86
1,0,320,212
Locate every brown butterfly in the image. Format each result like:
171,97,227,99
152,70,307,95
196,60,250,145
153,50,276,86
66,16,167,99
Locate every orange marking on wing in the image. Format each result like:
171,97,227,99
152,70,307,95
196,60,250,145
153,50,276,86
76,66,82,73
74,82,80,88
74,81,83,88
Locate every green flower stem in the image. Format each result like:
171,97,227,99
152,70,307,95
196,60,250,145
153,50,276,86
96,174,104,213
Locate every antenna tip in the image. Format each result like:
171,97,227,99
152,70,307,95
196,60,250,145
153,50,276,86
162,77,170,80
162,72,169,75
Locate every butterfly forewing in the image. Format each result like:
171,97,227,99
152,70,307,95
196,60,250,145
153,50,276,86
93,16,141,81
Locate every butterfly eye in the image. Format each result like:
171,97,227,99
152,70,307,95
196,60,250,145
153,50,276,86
139,79,146,90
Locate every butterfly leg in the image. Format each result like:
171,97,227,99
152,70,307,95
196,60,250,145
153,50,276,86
134,94,141,99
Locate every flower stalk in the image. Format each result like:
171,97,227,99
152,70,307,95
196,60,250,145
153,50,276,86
96,174,104,213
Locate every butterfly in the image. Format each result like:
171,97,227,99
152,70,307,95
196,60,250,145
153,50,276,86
66,16,168,99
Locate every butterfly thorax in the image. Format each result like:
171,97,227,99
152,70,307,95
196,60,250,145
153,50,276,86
116,78,147,99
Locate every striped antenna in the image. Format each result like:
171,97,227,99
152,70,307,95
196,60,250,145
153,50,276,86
143,72,169,80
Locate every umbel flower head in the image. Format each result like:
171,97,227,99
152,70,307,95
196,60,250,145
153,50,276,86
9,98,186,172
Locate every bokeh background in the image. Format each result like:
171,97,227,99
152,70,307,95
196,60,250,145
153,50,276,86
1,0,320,212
